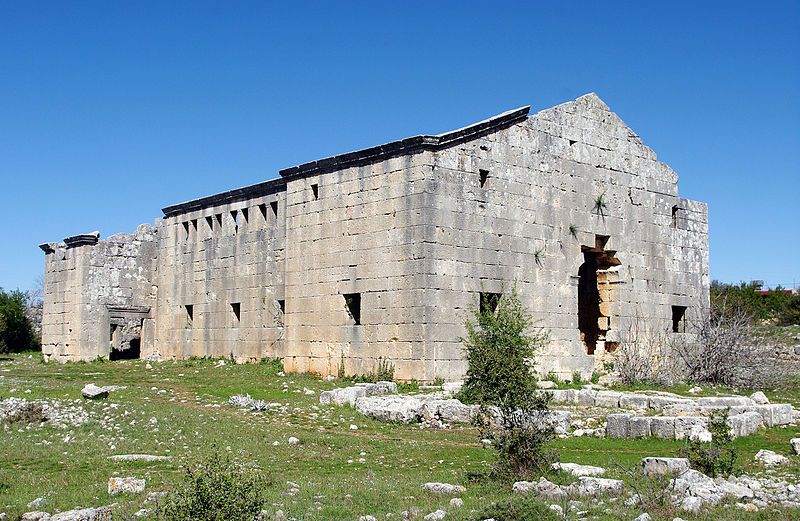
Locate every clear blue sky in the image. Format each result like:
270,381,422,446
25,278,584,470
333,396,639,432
1,1,798,292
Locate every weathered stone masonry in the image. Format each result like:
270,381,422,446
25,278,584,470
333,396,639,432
39,93,709,380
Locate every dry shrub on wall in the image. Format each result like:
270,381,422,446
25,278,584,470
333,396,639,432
676,304,796,389
613,313,682,386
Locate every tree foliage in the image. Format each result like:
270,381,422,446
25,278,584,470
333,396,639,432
711,280,800,326
458,287,558,479
0,288,39,354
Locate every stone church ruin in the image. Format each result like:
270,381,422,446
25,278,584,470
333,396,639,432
38,93,709,380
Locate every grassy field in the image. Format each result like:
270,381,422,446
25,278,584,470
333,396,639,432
1,352,799,520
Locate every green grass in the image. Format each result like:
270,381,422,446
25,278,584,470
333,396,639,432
0,352,798,520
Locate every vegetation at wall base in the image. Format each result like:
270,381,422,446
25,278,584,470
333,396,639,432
458,287,559,480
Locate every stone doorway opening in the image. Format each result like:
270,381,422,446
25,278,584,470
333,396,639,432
107,306,149,361
578,235,621,355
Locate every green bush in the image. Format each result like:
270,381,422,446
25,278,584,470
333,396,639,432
711,280,800,325
472,493,560,520
158,448,268,521
458,288,548,408
0,288,39,354
458,287,557,479
681,409,737,477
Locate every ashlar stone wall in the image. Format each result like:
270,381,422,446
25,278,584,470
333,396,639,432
152,187,286,362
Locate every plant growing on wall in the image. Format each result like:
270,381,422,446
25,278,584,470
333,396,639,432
593,193,608,218
568,224,579,240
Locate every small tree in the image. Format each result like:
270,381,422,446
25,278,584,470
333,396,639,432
158,447,268,521
0,288,39,354
681,409,737,477
459,287,557,479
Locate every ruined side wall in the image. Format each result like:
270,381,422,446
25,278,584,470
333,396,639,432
428,93,709,377
282,154,437,380
41,225,159,361
152,191,286,361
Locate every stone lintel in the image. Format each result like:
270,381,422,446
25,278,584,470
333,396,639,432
64,232,100,248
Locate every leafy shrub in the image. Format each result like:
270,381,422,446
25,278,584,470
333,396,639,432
681,409,737,477
472,493,560,521
458,286,557,479
158,447,268,521
0,288,39,354
458,288,548,407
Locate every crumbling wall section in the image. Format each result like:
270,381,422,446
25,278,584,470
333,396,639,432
40,225,159,362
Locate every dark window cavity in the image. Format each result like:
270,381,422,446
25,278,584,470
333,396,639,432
479,169,489,189
672,305,687,333
479,292,502,314
344,293,361,325
231,302,241,323
311,183,319,200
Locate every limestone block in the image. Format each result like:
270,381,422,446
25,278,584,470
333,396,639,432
576,389,597,407
355,395,424,424
618,394,650,410
319,386,367,407
571,477,624,497
627,416,652,438
594,391,622,408
727,411,763,437
605,414,632,438
641,457,690,477
648,396,693,412
108,476,145,495
649,417,676,439
754,449,790,467
697,396,755,407
421,399,476,424
674,416,709,440
552,462,606,477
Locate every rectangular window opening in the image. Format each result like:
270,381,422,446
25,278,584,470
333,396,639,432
479,169,489,189
270,201,278,219
181,222,190,243
277,299,285,315
206,216,214,232
672,305,687,333
311,183,319,200
231,210,238,234
241,208,248,223
258,203,267,222
191,219,198,233
231,302,241,324
185,305,194,327
343,293,361,325
215,213,223,229
671,205,681,228
479,292,502,314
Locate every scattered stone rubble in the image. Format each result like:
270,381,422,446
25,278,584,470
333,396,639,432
0,398,90,429
513,456,800,514
228,394,280,412
319,382,796,441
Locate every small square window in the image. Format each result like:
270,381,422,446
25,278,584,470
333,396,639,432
184,305,193,327
671,205,681,228
231,302,241,324
672,305,687,333
479,169,489,189
479,292,502,314
343,293,361,325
